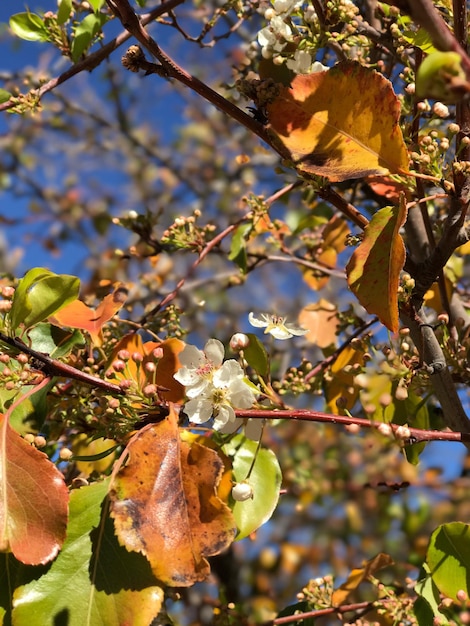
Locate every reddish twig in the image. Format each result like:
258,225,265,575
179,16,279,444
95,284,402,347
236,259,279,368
234,407,470,444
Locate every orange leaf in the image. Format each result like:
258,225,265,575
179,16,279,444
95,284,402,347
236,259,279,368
267,62,409,182
0,414,69,565
107,334,185,402
50,283,128,345
346,198,408,332
109,407,236,586
298,299,339,348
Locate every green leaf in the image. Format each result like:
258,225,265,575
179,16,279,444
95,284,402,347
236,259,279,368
28,323,85,358
243,333,269,379
88,0,106,12
426,522,470,601
229,223,252,274
402,28,437,54
71,13,107,62
12,480,165,626
57,0,73,25
415,564,450,625
0,89,12,104
9,12,49,42
9,268,80,332
223,435,282,540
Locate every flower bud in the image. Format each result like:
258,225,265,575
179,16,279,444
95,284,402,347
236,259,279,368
232,481,254,501
230,333,250,351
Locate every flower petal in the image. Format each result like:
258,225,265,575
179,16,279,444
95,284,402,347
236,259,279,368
204,338,225,367
248,312,269,328
213,360,244,387
178,344,205,369
184,397,214,424
213,404,235,430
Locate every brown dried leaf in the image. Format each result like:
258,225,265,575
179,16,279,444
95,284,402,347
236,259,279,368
109,407,236,586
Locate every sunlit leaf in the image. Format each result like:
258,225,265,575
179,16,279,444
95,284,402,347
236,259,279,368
223,435,282,541
57,0,72,25
71,13,108,61
267,61,409,182
12,480,164,626
50,283,128,345
9,12,48,42
325,345,364,414
0,414,68,565
9,268,80,332
298,299,338,348
346,198,408,332
109,408,236,586
107,334,185,402
331,553,393,606
28,323,85,358
415,563,448,625
426,522,470,601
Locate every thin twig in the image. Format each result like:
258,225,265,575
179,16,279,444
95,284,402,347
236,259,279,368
0,332,124,394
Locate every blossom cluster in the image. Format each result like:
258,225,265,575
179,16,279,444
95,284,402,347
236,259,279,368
257,1,317,73
174,339,258,433
256,0,358,74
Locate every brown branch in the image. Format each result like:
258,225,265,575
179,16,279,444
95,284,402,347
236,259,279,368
0,332,124,394
318,187,369,229
106,0,275,149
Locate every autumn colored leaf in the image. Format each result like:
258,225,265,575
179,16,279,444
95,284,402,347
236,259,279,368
12,480,165,626
366,176,411,204
267,62,409,182
109,408,236,586
346,198,408,332
331,553,393,607
298,299,339,348
49,282,128,345
301,215,349,290
324,345,365,414
107,334,185,403
0,413,68,565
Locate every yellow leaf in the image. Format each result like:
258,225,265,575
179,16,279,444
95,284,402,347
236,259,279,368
267,62,409,182
331,553,393,607
346,198,408,332
325,346,364,414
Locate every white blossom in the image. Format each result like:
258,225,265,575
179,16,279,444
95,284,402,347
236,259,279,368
174,339,257,430
248,312,307,340
286,49,314,74
273,0,302,14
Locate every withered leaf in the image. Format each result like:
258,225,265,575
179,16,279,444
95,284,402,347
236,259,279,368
109,408,236,586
